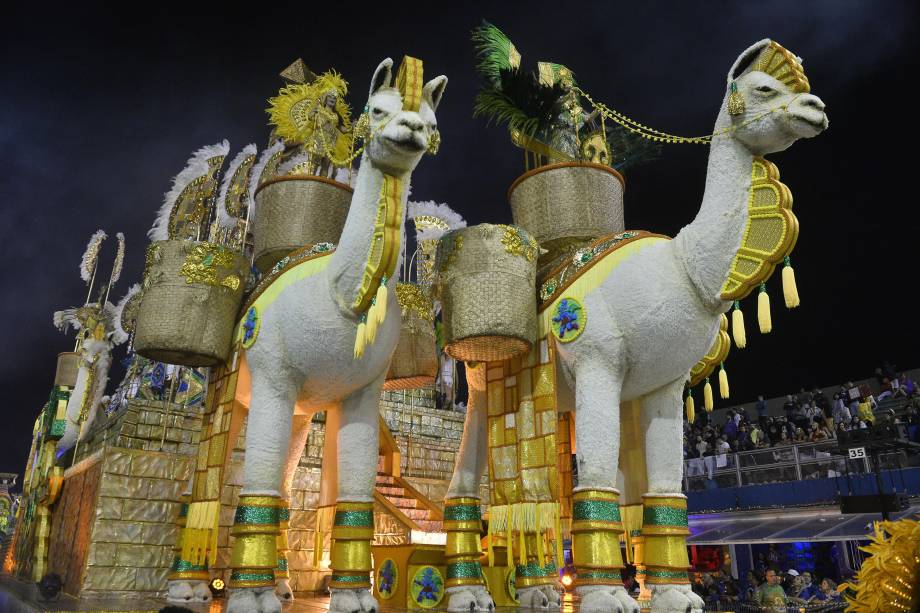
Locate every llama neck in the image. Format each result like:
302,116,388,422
675,106,754,309
327,157,409,313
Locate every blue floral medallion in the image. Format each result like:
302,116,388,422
551,297,585,343
410,565,444,608
241,305,260,349
377,558,397,600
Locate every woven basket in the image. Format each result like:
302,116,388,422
508,162,625,263
252,175,352,272
54,352,80,387
384,316,438,391
134,239,247,367
437,224,537,362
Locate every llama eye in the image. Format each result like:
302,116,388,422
372,107,385,116
755,86,775,94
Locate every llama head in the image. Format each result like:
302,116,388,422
725,40,828,155
363,57,447,175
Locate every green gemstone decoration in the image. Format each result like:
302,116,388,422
646,569,690,579
515,561,557,577
332,573,370,584
573,499,621,522
643,505,688,527
230,570,275,583
444,504,481,522
578,569,622,581
49,419,67,437
234,504,281,525
334,509,374,527
447,561,483,580
278,507,290,522
172,557,208,572
277,558,288,571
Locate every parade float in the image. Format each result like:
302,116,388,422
1,25,854,613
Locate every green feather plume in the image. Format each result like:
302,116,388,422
472,21,520,85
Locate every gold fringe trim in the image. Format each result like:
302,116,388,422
182,500,221,566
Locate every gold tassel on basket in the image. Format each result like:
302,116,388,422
757,283,772,334
782,256,800,308
703,378,714,411
685,388,695,423
731,301,746,349
719,363,730,399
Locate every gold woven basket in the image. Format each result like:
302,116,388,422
252,175,352,272
508,162,625,263
384,284,439,391
54,352,80,387
437,224,537,362
134,239,248,367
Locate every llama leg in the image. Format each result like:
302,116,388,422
445,363,493,612
642,380,703,613
167,482,207,603
226,376,299,613
328,380,383,613
275,415,313,604
570,360,639,613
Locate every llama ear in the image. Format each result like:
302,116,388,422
728,39,771,82
422,75,448,112
370,58,394,99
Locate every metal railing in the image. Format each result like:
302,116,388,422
683,440,885,492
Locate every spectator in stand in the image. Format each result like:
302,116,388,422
794,427,807,443
767,417,783,445
857,397,875,425
810,421,832,441
723,412,738,442
783,395,797,420
715,436,731,455
797,571,820,600
744,571,762,602
756,395,769,426
814,387,831,416
755,568,787,611
833,393,851,426
792,402,809,429
777,429,791,445
805,401,823,424
850,415,868,430
696,436,709,458
900,373,916,397
878,377,894,401
818,578,842,602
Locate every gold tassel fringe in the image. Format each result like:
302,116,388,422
731,302,746,349
718,364,730,399
703,379,714,412
782,257,800,308
366,301,379,344
375,282,388,324
685,390,695,423
757,285,772,334
353,318,366,359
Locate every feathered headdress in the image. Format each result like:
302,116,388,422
217,144,258,229
80,230,107,283
247,140,285,219
266,71,352,144
408,201,467,241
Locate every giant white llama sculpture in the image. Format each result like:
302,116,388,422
197,57,448,613
444,39,827,613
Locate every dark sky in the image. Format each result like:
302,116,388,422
2,2,918,474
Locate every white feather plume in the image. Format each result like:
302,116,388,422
247,140,285,221
277,152,310,177
80,229,108,283
53,308,81,333
108,232,125,287
217,144,257,229
110,284,141,345
408,201,467,241
148,140,230,241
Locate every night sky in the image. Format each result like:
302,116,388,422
2,2,917,475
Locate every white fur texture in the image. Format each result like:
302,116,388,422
217,144,258,229
233,59,446,609
148,140,230,241
80,229,107,282
445,40,827,606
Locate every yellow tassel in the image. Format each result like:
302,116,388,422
686,390,695,423
782,256,800,308
353,317,366,359
366,302,378,344
757,284,772,334
703,378,714,411
731,302,746,349
554,507,563,569
719,364,730,399
375,282,388,324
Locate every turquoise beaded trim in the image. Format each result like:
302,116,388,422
178,503,189,518
230,570,275,583
277,558,288,571
234,504,281,525
515,561,558,578
444,504,481,522
578,569,622,581
278,507,290,522
172,557,207,572
447,561,483,580
646,569,689,579
573,499,621,522
643,505,688,527
334,509,374,527
331,573,370,584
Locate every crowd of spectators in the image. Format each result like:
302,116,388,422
684,368,920,461
692,565,847,611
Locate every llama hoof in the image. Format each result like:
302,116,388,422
577,587,625,613
539,584,562,608
228,586,281,613
447,585,494,611
276,578,295,603
330,588,378,613
166,580,194,603
518,585,553,609
610,587,641,613
192,581,213,602
649,583,703,613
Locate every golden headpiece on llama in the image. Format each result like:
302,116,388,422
750,41,810,93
